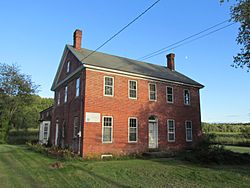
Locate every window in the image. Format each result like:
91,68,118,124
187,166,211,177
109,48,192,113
149,83,157,101
186,121,192,142
66,61,70,73
76,78,80,97
166,86,174,103
167,119,175,142
128,118,137,142
104,76,114,96
64,86,68,103
57,91,60,105
73,117,79,138
128,80,137,99
102,116,113,143
44,123,48,139
184,89,190,105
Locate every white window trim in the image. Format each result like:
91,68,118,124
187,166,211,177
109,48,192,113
128,117,138,143
64,86,68,103
185,120,193,142
102,116,113,143
166,86,174,103
76,77,80,97
167,119,175,142
148,83,157,101
43,123,49,140
103,76,114,97
128,80,137,100
184,89,191,105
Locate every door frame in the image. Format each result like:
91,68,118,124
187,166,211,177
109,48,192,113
148,116,158,149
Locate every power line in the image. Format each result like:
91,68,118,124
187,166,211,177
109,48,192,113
81,0,161,62
140,22,235,61
138,19,233,61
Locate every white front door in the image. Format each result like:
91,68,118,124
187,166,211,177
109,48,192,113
55,123,59,146
148,122,158,149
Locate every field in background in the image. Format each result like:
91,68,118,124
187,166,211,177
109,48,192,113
0,144,250,188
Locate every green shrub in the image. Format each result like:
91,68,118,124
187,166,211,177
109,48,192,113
7,129,38,144
178,135,250,164
206,133,250,146
26,143,80,160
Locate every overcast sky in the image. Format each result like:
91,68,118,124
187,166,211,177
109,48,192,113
0,0,249,123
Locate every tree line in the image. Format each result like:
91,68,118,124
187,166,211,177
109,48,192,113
0,63,53,143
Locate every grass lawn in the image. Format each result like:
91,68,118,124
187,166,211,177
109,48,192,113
0,145,250,188
224,145,250,154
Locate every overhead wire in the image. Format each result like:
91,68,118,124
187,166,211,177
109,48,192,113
80,0,161,62
137,19,232,61
139,22,235,61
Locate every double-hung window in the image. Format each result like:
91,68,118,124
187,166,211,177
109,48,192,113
128,118,137,142
184,89,190,105
167,119,175,142
66,61,70,73
102,116,113,143
104,76,114,96
185,121,192,142
73,117,79,138
64,86,68,103
129,80,137,99
76,78,80,97
166,86,174,103
149,83,157,101
57,91,60,105
44,123,48,140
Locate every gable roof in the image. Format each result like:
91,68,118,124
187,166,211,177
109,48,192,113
51,45,203,90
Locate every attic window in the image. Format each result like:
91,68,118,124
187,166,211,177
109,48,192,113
66,61,71,73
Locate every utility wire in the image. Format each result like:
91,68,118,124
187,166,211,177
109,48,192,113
80,0,161,62
140,22,236,61
138,19,231,61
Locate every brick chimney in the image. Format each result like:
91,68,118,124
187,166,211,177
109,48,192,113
73,29,82,50
167,53,175,71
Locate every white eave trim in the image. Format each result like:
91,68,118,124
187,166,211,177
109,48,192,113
83,64,203,89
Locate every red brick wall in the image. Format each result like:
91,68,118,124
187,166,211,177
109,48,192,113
50,50,84,152
82,69,202,157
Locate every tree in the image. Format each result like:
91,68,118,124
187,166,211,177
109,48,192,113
0,63,39,141
221,0,250,71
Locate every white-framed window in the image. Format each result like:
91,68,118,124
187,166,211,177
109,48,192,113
128,117,138,142
185,121,193,142
104,76,114,96
149,83,157,101
167,119,175,142
66,61,70,73
76,78,80,97
64,86,68,103
73,117,79,138
184,89,190,105
166,86,174,103
128,80,137,99
57,91,60,105
102,116,113,143
44,123,48,140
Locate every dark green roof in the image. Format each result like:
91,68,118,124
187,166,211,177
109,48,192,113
67,45,203,88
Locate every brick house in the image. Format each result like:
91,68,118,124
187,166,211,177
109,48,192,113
44,29,204,157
